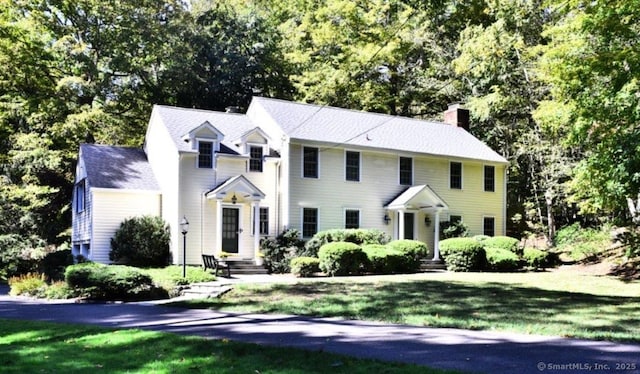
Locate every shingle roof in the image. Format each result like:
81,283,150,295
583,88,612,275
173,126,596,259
250,97,508,164
80,144,160,190
151,105,258,154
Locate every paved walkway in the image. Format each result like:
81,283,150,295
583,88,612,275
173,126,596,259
1,281,639,373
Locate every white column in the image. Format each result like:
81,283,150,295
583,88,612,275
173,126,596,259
216,198,223,254
398,210,405,240
252,201,261,258
433,210,441,261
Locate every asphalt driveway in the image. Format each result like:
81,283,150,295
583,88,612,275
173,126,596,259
0,285,639,373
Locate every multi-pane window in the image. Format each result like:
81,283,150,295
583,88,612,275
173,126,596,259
259,207,269,235
484,165,495,192
302,208,318,237
399,157,413,185
450,215,462,224
303,147,319,178
345,151,360,181
345,209,360,229
75,180,85,213
198,141,213,168
450,161,462,189
249,146,263,172
483,216,495,237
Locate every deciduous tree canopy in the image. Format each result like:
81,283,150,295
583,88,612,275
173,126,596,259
1,0,639,257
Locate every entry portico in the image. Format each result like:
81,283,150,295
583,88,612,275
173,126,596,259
385,185,449,261
205,175,266,259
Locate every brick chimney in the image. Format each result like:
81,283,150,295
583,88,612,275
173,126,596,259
444,103,470,131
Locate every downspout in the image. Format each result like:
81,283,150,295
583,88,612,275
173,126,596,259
503,166,508,236
275,159,281,232
201,191,206,255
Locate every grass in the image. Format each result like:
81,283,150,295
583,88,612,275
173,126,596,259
173,271,640,343
0,319,452,374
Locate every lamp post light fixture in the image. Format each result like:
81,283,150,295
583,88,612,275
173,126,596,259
180,216,189,278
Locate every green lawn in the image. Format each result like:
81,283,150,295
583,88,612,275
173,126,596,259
0,319,452,374
174,271,640,343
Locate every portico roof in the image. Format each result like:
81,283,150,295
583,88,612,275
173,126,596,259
385,185,449,211
205,175,266,200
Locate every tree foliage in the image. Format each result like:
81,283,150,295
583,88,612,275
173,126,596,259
2,0,640,261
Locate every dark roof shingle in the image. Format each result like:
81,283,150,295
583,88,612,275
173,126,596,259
81,144,160,190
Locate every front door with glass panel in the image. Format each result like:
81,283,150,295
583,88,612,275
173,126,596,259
222,208,240,253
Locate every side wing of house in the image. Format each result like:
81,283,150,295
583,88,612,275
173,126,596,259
71,144,161,263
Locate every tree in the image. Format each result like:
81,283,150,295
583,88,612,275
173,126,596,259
537,0,640,225
453,0,577,241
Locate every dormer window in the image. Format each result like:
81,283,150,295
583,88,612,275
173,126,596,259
198,141,213,168
249,145,264,172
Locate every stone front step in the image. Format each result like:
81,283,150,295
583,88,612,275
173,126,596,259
224,259,269,275
419,259,447,271
180,283,233,299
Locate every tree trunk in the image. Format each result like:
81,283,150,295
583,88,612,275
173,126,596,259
545,190,556,246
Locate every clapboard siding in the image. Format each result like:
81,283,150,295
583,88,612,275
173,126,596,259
288,142,505,242
90,190,161,263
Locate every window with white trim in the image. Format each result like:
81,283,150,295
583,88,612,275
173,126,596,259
302,208,318,237
345,151,360,181
303,147,319,178
259,207,269,235
198,141,213,168
399,157,413,185
484,165,495,192
249,145,264,172
345,209,360,229
483,216,495,236
75,180,85,213
450,161,462,189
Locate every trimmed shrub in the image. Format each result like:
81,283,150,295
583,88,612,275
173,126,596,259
8,272,47,296
362,244,405,274
485,247,520,271
385,240,429,272
290,257,320,277
304,229,390,257
65,263,157,301
260,229,305,273
110,215,171,267
40,248,74,281
318,242,368,276
523,248,550,269
439,238,486,272
440,220,470,239
480,236,522,256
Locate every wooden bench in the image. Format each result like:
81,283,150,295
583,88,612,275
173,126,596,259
202,254,231,277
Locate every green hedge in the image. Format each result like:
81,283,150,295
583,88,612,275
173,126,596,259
304,229,390,257
479,236,522,256
290,257,320,277
523,248,550,269
485,247,520,271
65,263,160,300
318,242,367,276
439,238,486,272
362,244,406,274
385,240,428,272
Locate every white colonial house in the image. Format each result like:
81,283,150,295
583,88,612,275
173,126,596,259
71,97,508,265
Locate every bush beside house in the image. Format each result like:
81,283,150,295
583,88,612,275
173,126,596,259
109,215,171,268
439,238,487,272
318,242,368,276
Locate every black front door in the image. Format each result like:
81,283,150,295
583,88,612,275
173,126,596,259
222,208,240,253
404,212,415,240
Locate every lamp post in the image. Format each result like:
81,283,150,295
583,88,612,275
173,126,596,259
180,216,189,278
